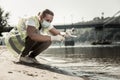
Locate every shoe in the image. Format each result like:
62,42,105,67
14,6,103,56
31,58,39,64
19,56,34,63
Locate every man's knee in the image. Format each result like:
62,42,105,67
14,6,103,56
45,41,52,46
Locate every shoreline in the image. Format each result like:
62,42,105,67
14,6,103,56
0,48,84,80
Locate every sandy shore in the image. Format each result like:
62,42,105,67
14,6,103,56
0,46,84,80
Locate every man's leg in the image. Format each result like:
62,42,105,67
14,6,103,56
28,41,51,58
21,36,36,57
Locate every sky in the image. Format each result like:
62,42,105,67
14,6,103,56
0,0,120,25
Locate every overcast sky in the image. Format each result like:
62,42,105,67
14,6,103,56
0,0,120,25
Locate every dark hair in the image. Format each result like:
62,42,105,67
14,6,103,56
41,9,54,18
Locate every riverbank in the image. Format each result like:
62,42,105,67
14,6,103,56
0,47,84,80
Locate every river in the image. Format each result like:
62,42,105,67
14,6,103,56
38,44,120,80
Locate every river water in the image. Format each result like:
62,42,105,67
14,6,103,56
38,44,120,80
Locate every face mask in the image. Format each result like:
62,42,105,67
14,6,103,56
41,20,50,28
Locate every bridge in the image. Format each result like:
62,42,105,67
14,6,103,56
54,13,120,29
54,21,120,29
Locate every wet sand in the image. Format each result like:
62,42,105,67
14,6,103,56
0,46,84,80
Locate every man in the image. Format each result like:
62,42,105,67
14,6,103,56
19,9,67,63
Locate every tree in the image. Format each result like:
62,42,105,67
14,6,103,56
0,7,10,36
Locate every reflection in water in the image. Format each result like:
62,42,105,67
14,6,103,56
65,46,75,58
39,45,120,80
42,45,120,58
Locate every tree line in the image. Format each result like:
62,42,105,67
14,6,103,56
0,7,13,36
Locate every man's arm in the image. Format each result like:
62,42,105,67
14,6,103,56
27,26,51,42
49,28,60,35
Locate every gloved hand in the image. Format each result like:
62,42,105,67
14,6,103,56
66,28,77,38
51,35,65,41
60,28,77,38
60,32,66,36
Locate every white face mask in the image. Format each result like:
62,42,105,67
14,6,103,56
41,20,50,28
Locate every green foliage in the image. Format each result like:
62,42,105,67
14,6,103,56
0,7,9,36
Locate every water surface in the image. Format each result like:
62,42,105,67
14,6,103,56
38,45,120,80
